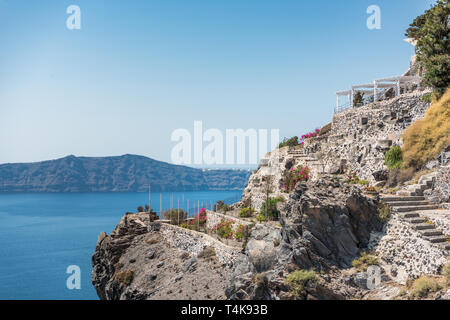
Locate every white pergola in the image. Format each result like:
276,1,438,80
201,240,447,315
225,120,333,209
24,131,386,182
335,75,421,113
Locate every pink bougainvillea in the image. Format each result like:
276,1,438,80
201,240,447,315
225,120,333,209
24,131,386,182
299,128,320,145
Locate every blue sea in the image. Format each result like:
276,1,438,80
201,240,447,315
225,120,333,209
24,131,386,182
0,191,241,300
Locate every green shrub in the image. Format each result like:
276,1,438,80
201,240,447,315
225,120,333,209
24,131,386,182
114,270,134,286
256,213,266,222
215,201,230,213
285,270,317,297
352,252,379,272
238,207,255,218
163,209,186,225
377,203,392,223
260,197,280,220
353,91,364,107
412,276,441,298
279,136,299,149
137,206,144,213
385,146,403,169
234,224,247,241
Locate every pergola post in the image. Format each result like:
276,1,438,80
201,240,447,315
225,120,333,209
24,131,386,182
336,95,339,113
350,88,354,107
373,81,378,102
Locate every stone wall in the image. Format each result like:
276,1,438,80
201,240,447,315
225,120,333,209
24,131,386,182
158,223,241,264
239,90,432,210
425,165,450,205
304,90,431,181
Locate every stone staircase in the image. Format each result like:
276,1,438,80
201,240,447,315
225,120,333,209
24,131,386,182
400,172,438,196
381,195,450,251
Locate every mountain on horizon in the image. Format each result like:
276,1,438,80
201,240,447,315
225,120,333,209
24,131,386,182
0,154,252,192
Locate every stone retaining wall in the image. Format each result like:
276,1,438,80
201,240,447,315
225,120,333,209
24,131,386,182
158,223,242,264
426,165,450,205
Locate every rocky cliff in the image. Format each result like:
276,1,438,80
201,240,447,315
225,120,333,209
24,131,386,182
0,154,251,192
240,90,431,210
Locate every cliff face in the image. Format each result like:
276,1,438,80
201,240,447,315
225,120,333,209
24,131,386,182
240,91,431,210
92,177,384,300
92,213,234,300
0,154,251,192
226,176,383,300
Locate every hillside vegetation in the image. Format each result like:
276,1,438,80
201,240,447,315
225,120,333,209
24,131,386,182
402,88,450,168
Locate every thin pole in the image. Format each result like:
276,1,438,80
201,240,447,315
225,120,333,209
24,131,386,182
177,198,180,225
187,199,190,218
160,193,162,218
149,184,151,212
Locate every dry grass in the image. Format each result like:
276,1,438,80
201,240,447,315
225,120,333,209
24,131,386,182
411,276,441,298
402,88,450,169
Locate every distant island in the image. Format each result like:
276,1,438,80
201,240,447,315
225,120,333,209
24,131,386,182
0,154,251,192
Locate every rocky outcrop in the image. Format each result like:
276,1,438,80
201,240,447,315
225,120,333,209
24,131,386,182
92,213,234,300
226,176,383,300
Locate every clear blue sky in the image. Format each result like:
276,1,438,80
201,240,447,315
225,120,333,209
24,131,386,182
0,0,435,166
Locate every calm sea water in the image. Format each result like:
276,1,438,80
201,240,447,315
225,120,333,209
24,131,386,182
0,191,241,300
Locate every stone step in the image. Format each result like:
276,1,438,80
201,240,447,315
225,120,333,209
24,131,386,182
399,212,420,219
437,242,450,251
393,205,439,212
413,223,436,230
424,235,448,243
387,201,429,207
381,196,425,202
406,217,426,224
419,229,442,237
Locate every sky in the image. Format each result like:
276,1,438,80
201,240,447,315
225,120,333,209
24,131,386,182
0,0,436,167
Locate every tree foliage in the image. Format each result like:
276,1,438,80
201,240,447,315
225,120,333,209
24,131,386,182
405,0,450,93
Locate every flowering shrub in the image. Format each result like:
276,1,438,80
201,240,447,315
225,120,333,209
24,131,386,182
234,224,247,241
282,166,310,193
212,218,234,239
299,129,320,145
181,208,207,230
345,171,369,185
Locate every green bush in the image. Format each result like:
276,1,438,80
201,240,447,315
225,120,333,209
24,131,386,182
137,206,144,213
412,276,441,298
352,252,379,272
260,197,280,220
163,209,186,225
385,146,403,169
285,270,317,297
238,207,255,218
279,136,299,149
377,203,392,223
256,213,266,222
353,91,364,107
